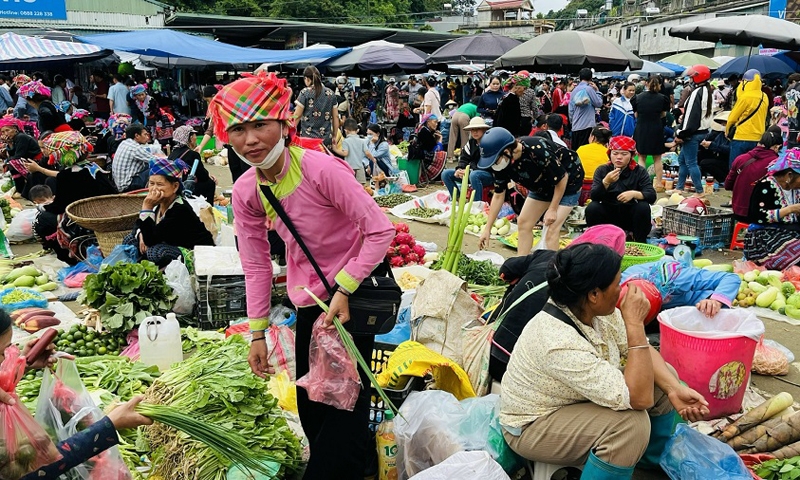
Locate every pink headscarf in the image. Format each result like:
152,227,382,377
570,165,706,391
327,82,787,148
570,225,626,256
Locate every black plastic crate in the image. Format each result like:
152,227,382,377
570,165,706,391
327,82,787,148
661,206,735,249
196,275,247,330
368,342,424,432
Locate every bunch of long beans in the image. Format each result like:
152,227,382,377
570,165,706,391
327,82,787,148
442,165,475,274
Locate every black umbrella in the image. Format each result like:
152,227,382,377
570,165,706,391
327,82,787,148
318,40,427,74
669,15,800,51
494,30,643,72
427,33,522,69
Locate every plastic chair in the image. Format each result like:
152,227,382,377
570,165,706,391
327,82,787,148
528,461,583,480
729,222,750,250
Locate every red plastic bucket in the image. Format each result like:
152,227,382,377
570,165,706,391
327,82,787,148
659,321,757,419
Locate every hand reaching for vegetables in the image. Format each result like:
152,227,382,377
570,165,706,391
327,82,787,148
21,336,55,370
248,339,274,379
107,396,153,430
668,385,709,422
478,230,490,250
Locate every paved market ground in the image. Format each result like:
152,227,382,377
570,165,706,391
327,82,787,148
17,162,800,479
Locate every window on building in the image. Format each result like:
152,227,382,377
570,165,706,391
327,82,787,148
626,27,632,39
654,28,657,36
663,27,667,35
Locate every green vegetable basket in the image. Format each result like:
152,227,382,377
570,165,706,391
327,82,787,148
621,242,665,272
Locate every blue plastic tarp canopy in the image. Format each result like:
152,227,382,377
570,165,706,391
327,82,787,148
77,29,350,66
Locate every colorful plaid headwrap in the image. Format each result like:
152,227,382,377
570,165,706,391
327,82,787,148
17,81,51,99
149,156,188,179
107,113,132,140
608,135,637,152
131,84,147,96
209,71,293,143
0,116,22,130
12,74,30,86
41,131,94,168
768,148,800,174
55,101,73,113
172,125,195,147
627,259,682,303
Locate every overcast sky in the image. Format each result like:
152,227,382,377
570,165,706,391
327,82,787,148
532,0,570,15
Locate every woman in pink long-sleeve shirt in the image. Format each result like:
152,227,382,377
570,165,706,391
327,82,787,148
210,72,394,480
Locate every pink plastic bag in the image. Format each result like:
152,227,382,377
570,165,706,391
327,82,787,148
267,325,296,381
296,314,361,411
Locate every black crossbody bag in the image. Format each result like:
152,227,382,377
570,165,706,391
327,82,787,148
260,185,402,335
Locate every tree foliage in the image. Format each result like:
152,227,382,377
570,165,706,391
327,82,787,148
159,0,463,28
546,0,605,30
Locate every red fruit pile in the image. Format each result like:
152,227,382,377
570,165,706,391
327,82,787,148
386,223,426,267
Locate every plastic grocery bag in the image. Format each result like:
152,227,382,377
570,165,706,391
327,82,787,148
660,423,752,480
35,358,133,480
753,337,790,376
165,259,195,315
296,314,361,411
266,324,296,380
376,304,412,345
0,345,62,478
6,208,38,242
408,451,510,480
268,370,298,414
658,306,765,341
395,391,521,479
101,244,139,266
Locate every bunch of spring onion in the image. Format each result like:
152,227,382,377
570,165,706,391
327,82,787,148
134,403,293,478
305,288,403,418
441,165,476,274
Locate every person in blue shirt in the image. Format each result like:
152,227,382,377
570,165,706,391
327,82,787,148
621,259,741,321
610,82,636,137
477,76,504,121
0,82,13,114
364,123,393,176
568,68,604,150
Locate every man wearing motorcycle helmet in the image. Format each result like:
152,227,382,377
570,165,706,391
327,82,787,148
477,127,583,254
673,65,714,194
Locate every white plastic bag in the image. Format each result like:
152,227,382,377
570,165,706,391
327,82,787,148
186,194,212,218
165,259,195,315
658,306,765,341
533,225,550,252
408,452,509,480
6,208,38,242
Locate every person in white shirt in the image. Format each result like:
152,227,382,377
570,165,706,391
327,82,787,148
422,76,441,121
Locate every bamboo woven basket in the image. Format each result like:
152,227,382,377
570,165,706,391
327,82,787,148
66,195,142,255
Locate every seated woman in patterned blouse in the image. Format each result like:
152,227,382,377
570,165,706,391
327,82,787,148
499,243,709,480
744,148,800,270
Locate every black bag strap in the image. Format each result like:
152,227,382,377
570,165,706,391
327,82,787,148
542,303,588,341
734,93,765,129
260,184,335,297
259,184,393,298
736,151,760,175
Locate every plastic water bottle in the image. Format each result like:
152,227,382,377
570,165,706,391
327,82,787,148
138,313,183,371
376,410,398,480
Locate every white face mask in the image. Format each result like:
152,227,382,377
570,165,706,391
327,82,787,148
236,138,286,169
492,157,510,171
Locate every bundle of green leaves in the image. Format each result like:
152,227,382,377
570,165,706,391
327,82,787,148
78,261,176,335
143,335,302,480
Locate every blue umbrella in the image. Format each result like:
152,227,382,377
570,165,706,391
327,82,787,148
656,61,687,74
773,51,800,72
714,55,794,79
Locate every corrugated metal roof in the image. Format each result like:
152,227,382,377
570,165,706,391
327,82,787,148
167,13,462,53
65,0,167,15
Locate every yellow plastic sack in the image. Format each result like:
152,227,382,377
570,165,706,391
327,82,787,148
268,370,298,414
376,341,476,400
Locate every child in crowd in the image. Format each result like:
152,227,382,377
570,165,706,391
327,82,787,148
332,118,368,184
29,184,54,205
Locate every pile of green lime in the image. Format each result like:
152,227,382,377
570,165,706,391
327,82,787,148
55,324,125,357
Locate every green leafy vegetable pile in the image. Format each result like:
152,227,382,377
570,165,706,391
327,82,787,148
431,253,504,286
143,335,302,480
755,456,800,479
78,261,176,335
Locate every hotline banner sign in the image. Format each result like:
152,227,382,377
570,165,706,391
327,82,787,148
0,0,67,20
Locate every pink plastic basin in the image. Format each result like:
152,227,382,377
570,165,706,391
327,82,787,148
659,321,757,419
